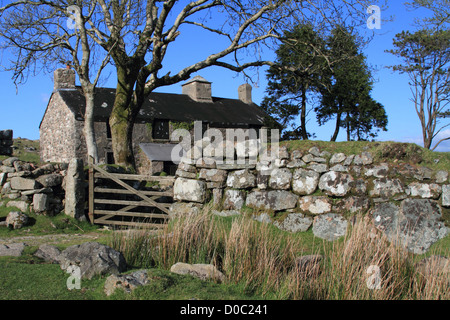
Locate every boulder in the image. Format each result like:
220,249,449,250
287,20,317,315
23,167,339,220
212,209,241,217
330,153,346,165
34,244,62,263
5,211,28,229
2,157,19,167
308,163,328,173
33,193,49,213
353,152,373,165
299,196,332,215
371,199,448,254
369,178,404,198
173,178,207,203
318,171,354,197
0,243,25,257
268,168,292,190
295,254,324,276
415,255,449,279
406,182,441,199
170,262,225,283
333,196,370,214
273,213,313,233
226,169,256,189
312,213,348,241
442,185,450,207
0,172,7,186
222,189,245,210
364,164,389,178
435,171,448,183
292,168,319,195
104,270,150,296
7,201,29,213
246,190,298,211
252,212,273,224
10,177,41,190
169,202,203,219
198,168,228,184
59,242,127,280
35,173,64,187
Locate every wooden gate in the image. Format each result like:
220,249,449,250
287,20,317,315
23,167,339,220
88,162,175,229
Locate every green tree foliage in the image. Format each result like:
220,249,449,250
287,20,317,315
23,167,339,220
261,24,328,140
316,26,388,141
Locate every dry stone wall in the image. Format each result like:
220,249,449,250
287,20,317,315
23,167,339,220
171,146,450,254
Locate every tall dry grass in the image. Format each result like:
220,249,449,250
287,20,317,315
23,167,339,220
109,209,449,300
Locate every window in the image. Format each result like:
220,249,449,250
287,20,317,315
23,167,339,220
106,122,112,139
152,119,170,140
106,152,114,164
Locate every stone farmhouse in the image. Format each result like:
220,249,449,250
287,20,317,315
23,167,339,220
39,68,272,174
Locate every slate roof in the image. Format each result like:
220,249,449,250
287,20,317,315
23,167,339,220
47,86,271,127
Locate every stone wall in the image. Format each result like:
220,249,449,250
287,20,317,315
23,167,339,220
0,130,13,156
0,157,86,228
171,145,450,254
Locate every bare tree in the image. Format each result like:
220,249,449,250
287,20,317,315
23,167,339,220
1,0,377,167
0,0,111,163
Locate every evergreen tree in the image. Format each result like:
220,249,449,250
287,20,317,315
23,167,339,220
261,24,328,140
316,26,387,141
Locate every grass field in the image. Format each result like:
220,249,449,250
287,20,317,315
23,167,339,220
0,139,449,300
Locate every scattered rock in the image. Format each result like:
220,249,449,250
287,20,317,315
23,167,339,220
59,242,127,280
104,270,150,296
5,211,28,229
295,254,324,276
34,244,62,263
0,243,26,256
170,262,225,283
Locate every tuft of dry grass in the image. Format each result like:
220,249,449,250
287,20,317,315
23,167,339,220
109,209,449,300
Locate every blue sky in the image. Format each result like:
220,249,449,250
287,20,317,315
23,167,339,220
0,1,448,151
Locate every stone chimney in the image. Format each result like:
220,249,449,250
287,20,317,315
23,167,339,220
182,76,212,103
238,83,252,104
54,68,76,91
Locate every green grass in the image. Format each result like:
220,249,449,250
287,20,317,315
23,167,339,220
282,140,450,174
0,138,41,165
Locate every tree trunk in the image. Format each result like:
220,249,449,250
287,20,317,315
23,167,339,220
109,66,139,168
331,112,341,142
83,85,99,164
300,88,308,140
346,111,351,141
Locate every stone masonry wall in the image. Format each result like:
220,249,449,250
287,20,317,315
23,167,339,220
171,145,450,254
40,93,80,163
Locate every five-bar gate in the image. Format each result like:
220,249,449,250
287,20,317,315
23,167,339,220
88,161,175,229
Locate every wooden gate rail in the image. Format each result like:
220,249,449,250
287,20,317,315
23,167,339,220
88,160,175,229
